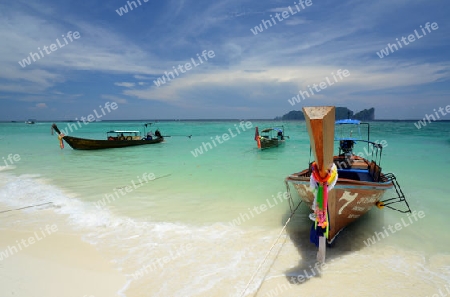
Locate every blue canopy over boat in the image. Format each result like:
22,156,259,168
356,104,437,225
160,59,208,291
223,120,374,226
335,119,361,125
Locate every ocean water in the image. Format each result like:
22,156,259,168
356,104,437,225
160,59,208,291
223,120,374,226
0,120,449,297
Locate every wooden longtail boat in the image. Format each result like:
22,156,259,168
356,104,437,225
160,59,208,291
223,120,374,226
285,107,410,247
51,124,164,150
254,126,286,149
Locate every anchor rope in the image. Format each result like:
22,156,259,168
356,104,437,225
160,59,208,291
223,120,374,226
238,187,302,297
0,202,53,214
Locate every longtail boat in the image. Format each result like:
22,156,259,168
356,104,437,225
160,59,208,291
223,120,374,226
285,106,410,260
51,123,164,150
254,126,286,149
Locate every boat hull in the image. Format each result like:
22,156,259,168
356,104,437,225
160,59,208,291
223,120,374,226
286,169,393,243
260,138,284,149
62,136,164,150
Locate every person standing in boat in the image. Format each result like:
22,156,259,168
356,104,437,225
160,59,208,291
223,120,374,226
277,130,284,140
146,131,153,140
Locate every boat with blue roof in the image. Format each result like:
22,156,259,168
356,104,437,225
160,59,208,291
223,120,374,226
285,108,411,245
254,125,286,149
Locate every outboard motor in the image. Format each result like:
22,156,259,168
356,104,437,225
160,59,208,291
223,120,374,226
339,139,355,154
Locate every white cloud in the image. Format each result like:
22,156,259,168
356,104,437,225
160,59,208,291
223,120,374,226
134,75,152,80
285,18,308,26
122,62,450,108
101,94,128,104
114,82,136,87
0,0,448,119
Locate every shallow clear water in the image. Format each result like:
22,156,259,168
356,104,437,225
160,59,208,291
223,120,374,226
0,120,449,296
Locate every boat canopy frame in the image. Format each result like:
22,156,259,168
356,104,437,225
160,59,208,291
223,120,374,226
260,125,285,139
335,120,369,153
107,130,141,135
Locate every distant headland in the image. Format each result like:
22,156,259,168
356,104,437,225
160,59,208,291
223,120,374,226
275,107,375,121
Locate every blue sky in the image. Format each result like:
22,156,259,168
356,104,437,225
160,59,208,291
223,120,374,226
0,0,449,120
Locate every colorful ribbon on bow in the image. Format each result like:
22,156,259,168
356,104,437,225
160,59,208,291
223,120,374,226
309,162,338,239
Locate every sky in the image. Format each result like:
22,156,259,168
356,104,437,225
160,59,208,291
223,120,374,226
0,0,449,121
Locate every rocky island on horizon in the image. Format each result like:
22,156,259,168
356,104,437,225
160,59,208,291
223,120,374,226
276,107,375,121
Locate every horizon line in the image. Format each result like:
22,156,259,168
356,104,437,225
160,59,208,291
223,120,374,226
3,119,450,123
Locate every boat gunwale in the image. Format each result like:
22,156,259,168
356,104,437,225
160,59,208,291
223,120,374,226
107,130,141,134
62,135,164,150
286,177,393,189
285,169,394,189
63,135,163,142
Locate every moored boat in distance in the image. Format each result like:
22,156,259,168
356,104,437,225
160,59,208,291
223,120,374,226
25,119,36,124
254,126,286,149
51,124,164,150
285,107,411,246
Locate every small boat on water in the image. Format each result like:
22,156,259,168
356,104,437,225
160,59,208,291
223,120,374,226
25,119,36,124
254,126,286,149
285,107,410,260
51,123,164,150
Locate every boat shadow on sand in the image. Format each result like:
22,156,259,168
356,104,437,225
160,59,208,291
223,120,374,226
281,204,388,285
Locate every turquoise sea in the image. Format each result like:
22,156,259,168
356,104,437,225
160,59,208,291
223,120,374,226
1,120,450,297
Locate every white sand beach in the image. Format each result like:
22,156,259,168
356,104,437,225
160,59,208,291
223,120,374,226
0,209,127,297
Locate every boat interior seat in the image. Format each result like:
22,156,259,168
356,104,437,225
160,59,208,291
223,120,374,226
337,170,374,182
337,170,361,181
